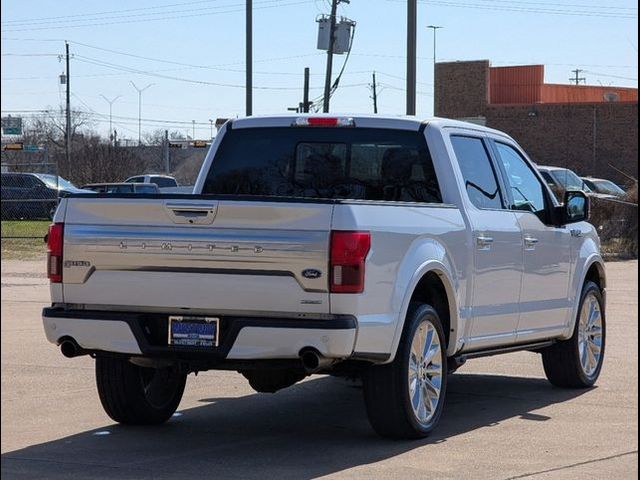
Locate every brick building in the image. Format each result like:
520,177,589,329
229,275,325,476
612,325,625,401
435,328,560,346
434,60,638,185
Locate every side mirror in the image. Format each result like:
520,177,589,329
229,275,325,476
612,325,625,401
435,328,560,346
562,190,589,225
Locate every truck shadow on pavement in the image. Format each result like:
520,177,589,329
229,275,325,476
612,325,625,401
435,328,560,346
2,372,590,479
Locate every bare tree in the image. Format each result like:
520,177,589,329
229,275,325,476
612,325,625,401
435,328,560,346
24,107,93,149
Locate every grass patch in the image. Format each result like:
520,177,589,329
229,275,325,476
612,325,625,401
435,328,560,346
1,220,50,239
1,221,49,259
1,238,47,259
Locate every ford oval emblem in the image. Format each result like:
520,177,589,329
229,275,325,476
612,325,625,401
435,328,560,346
302,269,322,279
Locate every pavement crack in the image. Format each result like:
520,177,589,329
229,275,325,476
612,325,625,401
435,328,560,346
504,450,638,479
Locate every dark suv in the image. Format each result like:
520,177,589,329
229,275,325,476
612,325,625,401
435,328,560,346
1,173,85,220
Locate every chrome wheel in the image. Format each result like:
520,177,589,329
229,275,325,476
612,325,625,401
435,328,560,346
408,320,443,425
578,291,603,377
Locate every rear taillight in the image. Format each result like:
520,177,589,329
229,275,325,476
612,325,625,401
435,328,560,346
330,231,371,294
47,223,64,283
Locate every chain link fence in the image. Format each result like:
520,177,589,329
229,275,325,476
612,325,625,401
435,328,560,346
1,161,59,239
590,188,639,259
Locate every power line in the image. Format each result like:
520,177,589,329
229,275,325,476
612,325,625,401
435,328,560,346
582,71,638,82
467,0,637,12
0,52,328,81
385,0,637,18
1,0,224,25
71,54,368,90
2,0,317,32
2,108,221,128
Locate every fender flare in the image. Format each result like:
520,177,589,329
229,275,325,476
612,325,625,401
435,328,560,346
561,253,607,340
385,259,460,363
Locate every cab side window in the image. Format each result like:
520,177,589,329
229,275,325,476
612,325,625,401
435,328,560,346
451,136,504,210
494,143,548,219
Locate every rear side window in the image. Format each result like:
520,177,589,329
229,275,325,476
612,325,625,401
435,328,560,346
151,177,177,188
1,175,20,188
203,127,442,203
451,136,503,210
107,185,134,193
136,184,158,193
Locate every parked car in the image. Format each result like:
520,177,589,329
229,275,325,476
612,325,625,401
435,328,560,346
82,182,160,194
1,173,88,220
536,165,591,197
581,177,627,198
43,115,605,439
125,174,178,188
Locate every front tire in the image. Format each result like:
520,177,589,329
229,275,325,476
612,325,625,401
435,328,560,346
542,281,606,388
96,356,187,425
363,303,448,439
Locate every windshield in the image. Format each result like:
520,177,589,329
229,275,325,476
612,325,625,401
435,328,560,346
593,180,625,195
34,174,76,190
203,127,442,203
550,169,590,191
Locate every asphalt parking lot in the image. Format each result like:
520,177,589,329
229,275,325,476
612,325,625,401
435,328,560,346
1,258,637,479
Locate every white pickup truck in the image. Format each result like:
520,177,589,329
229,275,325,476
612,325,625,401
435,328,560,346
42,115,606,438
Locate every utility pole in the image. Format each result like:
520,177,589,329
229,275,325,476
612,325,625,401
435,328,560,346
570,69,586,85
427,25,442,116
130,81,153,146
209,119,214,139
65,41,71,168
407,0,417,116
303,67,311,113
163,130,170,174
100,94,122,146
246,0,253,116
192,120,196,140
370,71,378,114
323,0,342,113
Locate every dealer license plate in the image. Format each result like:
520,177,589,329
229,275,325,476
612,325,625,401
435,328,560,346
168,316,219,347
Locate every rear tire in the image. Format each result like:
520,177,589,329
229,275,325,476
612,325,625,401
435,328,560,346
542,281,605,388
96,356,186,425
362,303,448,439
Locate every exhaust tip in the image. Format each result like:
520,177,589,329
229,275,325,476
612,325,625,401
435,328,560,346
300,350,321,372
60,339,81,358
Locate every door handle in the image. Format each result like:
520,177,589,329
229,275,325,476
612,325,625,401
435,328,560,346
164,201,218,225
477,235,494,249
524,236,539,249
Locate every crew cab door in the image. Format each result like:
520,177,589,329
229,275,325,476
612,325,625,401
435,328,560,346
490,140,572,341
449,135,523,350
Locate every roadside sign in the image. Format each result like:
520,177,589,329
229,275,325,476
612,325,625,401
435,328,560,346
3,142,24,151
193,140,208,148
1,116,23,136
23,144,40,152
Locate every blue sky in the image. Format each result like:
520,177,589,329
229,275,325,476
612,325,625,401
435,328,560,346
1,0,637,141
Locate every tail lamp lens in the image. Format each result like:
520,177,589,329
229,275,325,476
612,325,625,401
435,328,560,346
47,223,64,283
330,231,371,294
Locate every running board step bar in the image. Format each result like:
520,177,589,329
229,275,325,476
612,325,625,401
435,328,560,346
448,340,556,372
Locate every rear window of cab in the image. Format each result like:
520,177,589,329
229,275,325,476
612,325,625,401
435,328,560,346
203,127,442,203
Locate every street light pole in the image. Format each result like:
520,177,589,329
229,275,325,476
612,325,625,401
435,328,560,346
130,81,153,146
407,0,417,116
246,0,253,116
100,94,122,146
427,25,442,116
209,119,214,139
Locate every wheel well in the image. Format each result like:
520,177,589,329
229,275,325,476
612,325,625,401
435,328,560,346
410,271,451,347
585,262,606,291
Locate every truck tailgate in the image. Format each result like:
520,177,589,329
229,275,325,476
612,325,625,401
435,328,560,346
60,196,333,316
